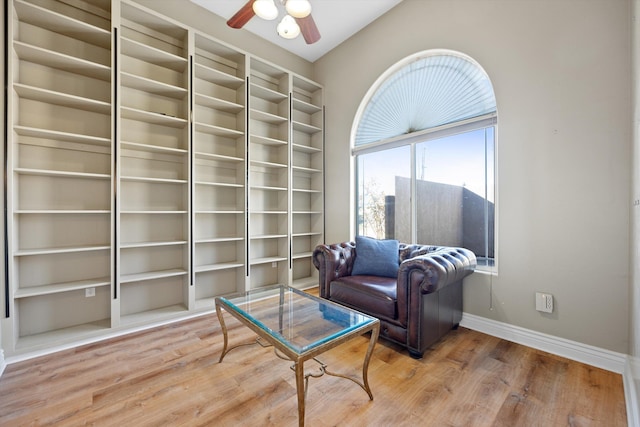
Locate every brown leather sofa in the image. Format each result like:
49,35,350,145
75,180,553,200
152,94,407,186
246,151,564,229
312,242,477,358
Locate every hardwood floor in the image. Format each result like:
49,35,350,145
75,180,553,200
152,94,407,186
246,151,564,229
0,300,627,426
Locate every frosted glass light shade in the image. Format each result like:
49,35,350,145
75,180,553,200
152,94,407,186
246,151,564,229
277,15,300,39
253,0,278,20
285,0,312,18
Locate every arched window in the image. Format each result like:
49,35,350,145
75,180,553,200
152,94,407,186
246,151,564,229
352,50,497,268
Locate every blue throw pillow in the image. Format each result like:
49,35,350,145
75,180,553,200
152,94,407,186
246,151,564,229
351,236,400,278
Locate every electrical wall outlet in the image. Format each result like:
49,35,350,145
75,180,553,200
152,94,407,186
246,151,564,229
272,262,278,268
535,292,553,313
85,287,95,298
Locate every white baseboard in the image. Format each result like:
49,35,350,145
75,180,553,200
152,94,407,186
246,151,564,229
624,356,640,427
3,309,215,366
0,348,6,378
460,312,626,373
463,312,640,426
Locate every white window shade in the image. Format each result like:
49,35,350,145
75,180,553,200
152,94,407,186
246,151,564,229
355,53,497,147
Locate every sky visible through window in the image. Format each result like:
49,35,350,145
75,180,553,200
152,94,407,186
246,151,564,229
361,128,494,203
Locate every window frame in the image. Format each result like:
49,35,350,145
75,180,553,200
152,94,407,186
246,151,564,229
350,50,498,273
352,115,498,273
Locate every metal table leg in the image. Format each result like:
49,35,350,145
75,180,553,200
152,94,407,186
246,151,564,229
361,323,380,399
216,304,229,363
295,359,306,427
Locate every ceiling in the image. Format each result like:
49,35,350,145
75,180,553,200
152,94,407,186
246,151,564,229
190,0,404,62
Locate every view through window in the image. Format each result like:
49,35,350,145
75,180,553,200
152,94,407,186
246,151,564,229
353,51,496,268
356,126,495,267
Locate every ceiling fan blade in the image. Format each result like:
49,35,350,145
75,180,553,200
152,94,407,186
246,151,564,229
295,15,321,44
227,0,256,29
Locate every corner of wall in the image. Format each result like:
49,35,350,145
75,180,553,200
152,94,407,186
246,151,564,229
1,0,6,382
630,0,640,361
629,2,640,425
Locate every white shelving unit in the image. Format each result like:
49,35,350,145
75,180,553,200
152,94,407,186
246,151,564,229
192,33,247,308
7,0,113,350
248,59,291,290
3,0,323,356
291,76,324,287
117,2,190,325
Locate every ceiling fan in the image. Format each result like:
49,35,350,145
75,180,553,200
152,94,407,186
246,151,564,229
227,0,321,44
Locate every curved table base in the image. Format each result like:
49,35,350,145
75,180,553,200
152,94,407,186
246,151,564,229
216,302,380,427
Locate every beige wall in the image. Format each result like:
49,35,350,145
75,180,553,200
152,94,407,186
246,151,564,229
314,0,632,353
632,0,640,359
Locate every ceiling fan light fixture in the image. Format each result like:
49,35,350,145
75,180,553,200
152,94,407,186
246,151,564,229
285,0,312,18
253,0,278,20
277,15,301,39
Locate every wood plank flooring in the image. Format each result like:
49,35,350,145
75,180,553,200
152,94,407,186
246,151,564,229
0,296,627,426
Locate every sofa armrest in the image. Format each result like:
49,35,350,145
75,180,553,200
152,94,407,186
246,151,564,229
398,247,477,295
312,242,356,299
396,246,476,331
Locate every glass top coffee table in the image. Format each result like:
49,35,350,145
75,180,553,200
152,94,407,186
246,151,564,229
215,285,380,427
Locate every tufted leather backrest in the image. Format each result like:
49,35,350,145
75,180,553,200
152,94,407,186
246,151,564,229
312,242,356,298
314,241,476,300
399,244,441,263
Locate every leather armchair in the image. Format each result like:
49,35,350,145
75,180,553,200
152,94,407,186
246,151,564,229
313,242,477,358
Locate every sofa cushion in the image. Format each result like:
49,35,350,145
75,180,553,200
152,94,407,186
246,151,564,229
351,236,399,278
330,275,398,322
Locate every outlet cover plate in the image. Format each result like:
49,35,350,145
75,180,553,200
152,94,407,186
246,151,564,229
535,292,553,313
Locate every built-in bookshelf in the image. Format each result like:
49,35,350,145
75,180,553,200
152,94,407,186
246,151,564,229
248,58,290,290
192,33,247,308
3,0,323,356
117,2,190,325
7,0,113,350
291,76,324,288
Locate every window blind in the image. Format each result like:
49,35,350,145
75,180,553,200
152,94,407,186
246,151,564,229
355,53,497,147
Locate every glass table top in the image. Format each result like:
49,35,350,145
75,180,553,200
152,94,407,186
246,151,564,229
218,285,377,355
